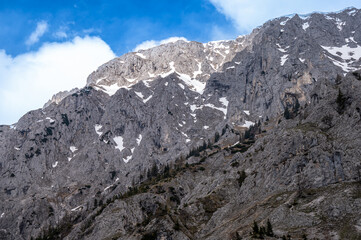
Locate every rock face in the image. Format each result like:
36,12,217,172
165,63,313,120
43,88,79,108
1,7,361,240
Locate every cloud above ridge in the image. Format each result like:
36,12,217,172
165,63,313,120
209,0,361,32
0,36,116,124
133,37,188,51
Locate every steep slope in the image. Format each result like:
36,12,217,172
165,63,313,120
0,7,361,240
65,71,361,240
29,71,361,240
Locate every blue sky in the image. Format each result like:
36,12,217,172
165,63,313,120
0,0,233,57
1,0,361,124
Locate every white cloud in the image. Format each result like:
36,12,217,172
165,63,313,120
133,37,188,51
133,40,158,52
54,31,67,39
209,0,361,32
0,36,116,124
26,21,48,46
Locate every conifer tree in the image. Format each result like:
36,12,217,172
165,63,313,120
284,107,291,119
336,88,346,114
214,132,220,143
266,219,274,236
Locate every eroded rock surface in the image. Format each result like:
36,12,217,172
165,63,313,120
1,7,361,240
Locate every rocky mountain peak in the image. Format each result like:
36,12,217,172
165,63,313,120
1,7,361,240
43,88,79,108
85,35,252,96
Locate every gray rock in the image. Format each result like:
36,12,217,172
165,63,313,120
1,7,361,240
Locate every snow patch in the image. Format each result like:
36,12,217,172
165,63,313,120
135,90,152,103
243,110,250,115
113,136,125,152
345,37,356,43
280,19,289,26
136,52,146,59
124,155,132,163
204,103,227,119
178,83,185,89
203,126,209,129
280,54,289,66
276,44,287,53
94,83,121,96
45,117,55,123
70,146,78,153
159,61,206,94
142,79,153,88
348,9,357,16
161,61,176,78
335,18,345,31
226,66,235,70
326,16,345,31
14,147,20,151
52,161,58,168
321,44,361,71
179,74,206,94
136,134,142,145
71,205,83,212
190,105,201,112
95,77,107,84
181,132,188,138
94,124,102,136
241,121,254,128
135,91,144,99
143,95,152,103
219,97,229,108
302,22,309,30
104,185,113,192
125,77,137,83
209,63,217,70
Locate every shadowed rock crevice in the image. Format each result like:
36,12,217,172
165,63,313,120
1,7,361,240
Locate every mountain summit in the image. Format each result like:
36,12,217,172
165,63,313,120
1,7,361,240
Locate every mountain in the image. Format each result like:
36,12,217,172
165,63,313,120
1,7,361,240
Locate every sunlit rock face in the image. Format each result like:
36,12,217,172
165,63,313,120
1,7,361,240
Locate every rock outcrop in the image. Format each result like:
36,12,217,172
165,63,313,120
1,7,361,240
